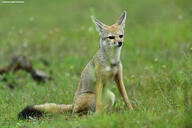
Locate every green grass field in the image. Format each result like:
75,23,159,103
0,0,192,127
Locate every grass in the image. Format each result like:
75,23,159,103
0,0,192,127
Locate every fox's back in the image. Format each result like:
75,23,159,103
74,57,96,98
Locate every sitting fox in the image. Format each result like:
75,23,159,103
18,11,133,119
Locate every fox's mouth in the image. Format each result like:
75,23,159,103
114,42,122,47
108,42,123,48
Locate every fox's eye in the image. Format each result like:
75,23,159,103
108,36,115,39
119,35,123,38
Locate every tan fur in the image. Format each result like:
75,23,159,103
104,24,120,33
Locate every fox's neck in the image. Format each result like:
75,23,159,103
97,39,121,66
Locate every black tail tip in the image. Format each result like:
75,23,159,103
18,106,43,120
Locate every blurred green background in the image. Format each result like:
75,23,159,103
0,0,192,127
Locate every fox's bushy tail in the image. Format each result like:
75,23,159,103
18,103,73,119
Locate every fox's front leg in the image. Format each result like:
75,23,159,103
115,64,133,110
95,79,103,113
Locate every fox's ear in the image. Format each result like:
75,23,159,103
116,11,127,28
91,16,106,33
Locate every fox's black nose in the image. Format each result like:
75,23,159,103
118,42,122,47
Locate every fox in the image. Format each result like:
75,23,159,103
18,11,133,119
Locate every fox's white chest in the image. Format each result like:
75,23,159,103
105,65,119,77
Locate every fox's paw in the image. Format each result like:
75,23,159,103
18,106,43,120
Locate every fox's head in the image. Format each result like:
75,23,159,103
92,11,126,49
